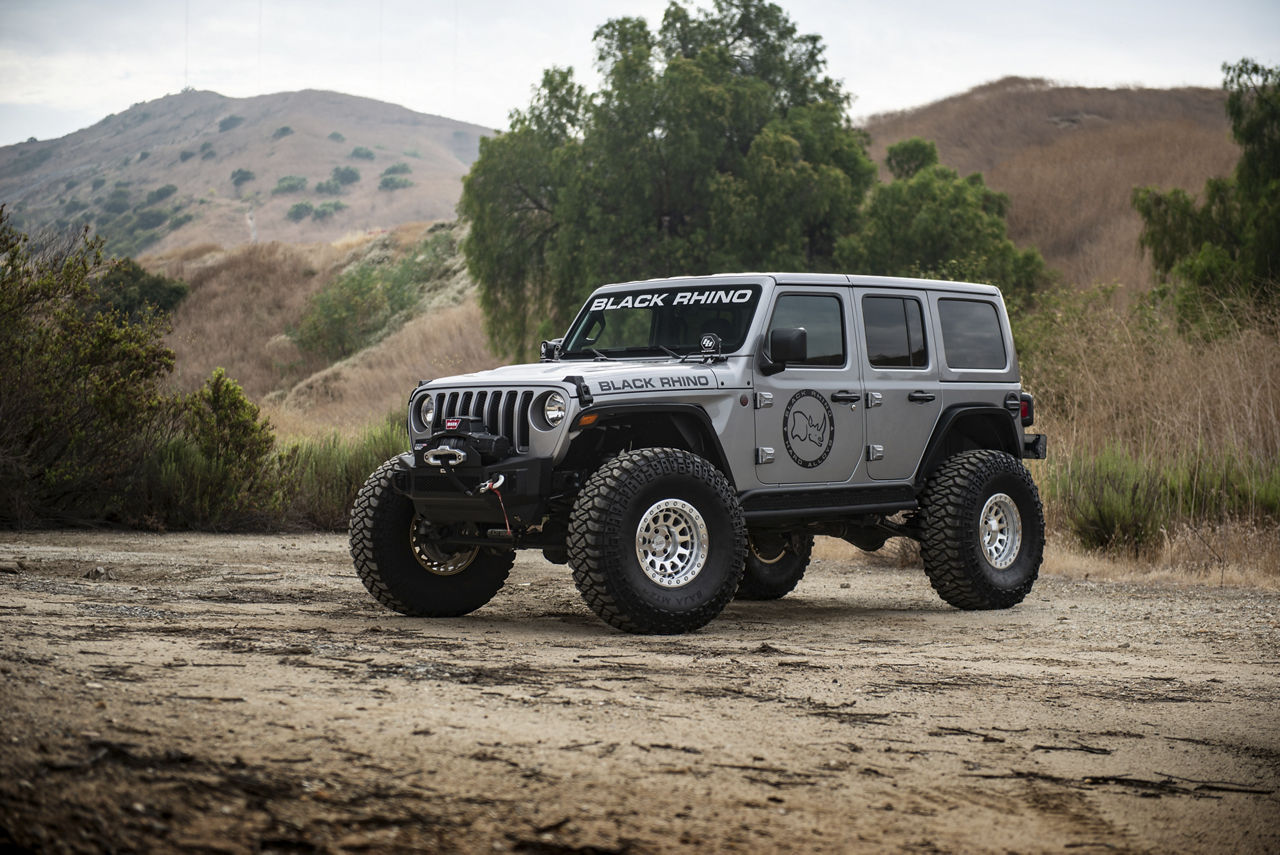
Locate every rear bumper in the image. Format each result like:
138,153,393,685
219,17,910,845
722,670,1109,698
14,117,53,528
1023,434,1047,460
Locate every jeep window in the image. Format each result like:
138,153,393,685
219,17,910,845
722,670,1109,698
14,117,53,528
862,295,927,369
561,285,761,358
938,299,1007,369
766,294,845,366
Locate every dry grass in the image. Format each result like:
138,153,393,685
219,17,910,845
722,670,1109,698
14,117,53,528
864,79,1239,289
263,300,501,438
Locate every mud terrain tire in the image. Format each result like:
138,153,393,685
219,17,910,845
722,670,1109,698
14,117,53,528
737,531,813,600
568,448,746,634
919,450,1043,610
350,458,513,617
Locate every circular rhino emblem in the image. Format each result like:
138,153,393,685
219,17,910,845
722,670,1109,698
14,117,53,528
782,389,834,468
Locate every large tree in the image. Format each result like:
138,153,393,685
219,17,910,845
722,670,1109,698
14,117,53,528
460,0,876,357
1132,58,1280,321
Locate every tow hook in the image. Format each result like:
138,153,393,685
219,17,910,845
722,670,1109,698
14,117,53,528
477,474,505,494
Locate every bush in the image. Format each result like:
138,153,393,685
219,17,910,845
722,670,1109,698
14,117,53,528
272,175,307,195
382,162,411,176
91,177,106,191
134,209,168,230
312,200,347,221
169,213,194,230
350,146,374,160
379,175,414,191
0,210,175,526
219,115,245,132
231,168,255,188
102,189,131,214
287,414,407,529
94,257,188,320
332,165,360,185
286,201,314,222
147,184,178,204
314,180,343,195
201,148,217,160
179,150,195,162
138,151,150,161
139,369,296,530
272,126,293,140
328,131,345,142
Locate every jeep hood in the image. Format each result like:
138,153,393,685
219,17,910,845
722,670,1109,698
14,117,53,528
423,359,731,397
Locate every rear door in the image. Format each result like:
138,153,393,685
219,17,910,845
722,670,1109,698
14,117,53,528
855,288,942,481
753,288,865,485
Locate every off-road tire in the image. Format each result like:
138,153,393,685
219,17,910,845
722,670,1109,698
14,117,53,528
918,450,1043,610
737,531,813,600
350,458,513,617
568,448,746,634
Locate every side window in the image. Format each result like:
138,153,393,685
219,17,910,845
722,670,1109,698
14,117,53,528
862,295,927,369
767,294,845,367
938,299,1007,369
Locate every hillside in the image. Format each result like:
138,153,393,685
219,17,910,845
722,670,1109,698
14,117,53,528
862,77,1240,289
0,89,493,256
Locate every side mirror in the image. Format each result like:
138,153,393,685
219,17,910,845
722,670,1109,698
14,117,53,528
760,328,807,375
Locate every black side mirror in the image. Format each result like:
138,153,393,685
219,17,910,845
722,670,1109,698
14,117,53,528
760,328,807,375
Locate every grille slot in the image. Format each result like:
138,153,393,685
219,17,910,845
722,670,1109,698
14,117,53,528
432,388,537,453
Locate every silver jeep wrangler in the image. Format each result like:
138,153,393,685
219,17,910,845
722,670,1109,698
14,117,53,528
350,273,1047,634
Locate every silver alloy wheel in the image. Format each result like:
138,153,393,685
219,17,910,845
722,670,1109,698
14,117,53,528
410,520,477,576
635,498,708,588
979,492,1022,570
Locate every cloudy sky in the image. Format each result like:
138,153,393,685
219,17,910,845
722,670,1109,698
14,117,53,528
1,0,1277,146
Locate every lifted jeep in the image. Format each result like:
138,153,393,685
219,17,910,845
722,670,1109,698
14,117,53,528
350,273,1047,634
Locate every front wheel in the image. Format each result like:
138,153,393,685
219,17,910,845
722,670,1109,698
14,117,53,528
568,448,746,634
918,450,1044,610
350,458,513,617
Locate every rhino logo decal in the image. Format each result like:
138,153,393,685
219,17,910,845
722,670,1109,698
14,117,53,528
781,389,835,468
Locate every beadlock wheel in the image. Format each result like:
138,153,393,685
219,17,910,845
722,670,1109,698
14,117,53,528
980,493,1022,570
635,499,708,588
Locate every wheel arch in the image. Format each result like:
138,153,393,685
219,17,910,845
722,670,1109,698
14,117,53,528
915,405,1022,488
566,403,735,486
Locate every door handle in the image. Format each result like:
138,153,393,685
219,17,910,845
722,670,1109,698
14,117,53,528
831,391,861,403
907,391,936,403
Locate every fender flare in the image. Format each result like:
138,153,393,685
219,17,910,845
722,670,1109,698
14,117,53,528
915,405,1023,488
571,402,735,486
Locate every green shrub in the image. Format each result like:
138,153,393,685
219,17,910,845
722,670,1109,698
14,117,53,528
64,179,79,191
169,213,194,230
315,179,343,195
63,199,89,215
102,189,131,214
379,175,414,191
382,162,411,176
147,184,178,204
1053,447,1169,556
219,115,245,132
312,200,347,220
350,146,374,160
328,131,345,142
290,267,386,361
134,209,168,230
287,414,407,529
92,177,106,191
286,201,314,222
200,141,214,152
179,150,195,162
272,175,307,195
138,151,150,161
231,168,255,187
272,125,293,140
332,165,360,185
94,257,188,320
139,369,296,530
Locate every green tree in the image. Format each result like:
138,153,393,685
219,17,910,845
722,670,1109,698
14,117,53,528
836,150,1045,300
93,257,188,321
0,209,175,525
460,0,877,358
331,165,360,185
1133,58,1280,321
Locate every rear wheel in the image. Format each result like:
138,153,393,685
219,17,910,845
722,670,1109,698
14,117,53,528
568,448,745,634
737,531,812,600
350,458,512,617
918,450,1043,610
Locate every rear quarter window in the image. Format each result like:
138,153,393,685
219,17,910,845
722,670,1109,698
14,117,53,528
938,299,1007,370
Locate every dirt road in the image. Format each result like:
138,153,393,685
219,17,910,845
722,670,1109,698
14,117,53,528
1,531,1277,854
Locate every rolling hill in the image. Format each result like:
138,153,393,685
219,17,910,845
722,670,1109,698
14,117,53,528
0,89,494,256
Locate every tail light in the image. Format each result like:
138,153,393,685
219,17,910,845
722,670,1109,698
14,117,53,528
1020,392,1035,427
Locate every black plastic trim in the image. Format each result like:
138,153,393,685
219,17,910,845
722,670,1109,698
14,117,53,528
915,404,1024,487
573,402,733,483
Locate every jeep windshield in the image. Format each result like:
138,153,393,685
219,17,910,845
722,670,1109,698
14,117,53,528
560,284,762,358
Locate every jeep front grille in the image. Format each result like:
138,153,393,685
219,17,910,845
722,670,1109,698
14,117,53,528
430,388,536,452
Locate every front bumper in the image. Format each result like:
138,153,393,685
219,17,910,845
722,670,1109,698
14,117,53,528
392,443,552,527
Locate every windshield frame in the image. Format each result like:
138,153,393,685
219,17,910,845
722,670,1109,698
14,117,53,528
559,280,765,359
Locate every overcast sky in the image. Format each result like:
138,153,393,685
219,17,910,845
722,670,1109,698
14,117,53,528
1,0,1277,146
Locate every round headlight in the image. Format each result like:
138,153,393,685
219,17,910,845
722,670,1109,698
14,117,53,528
418,394,435,430
543,392,566,427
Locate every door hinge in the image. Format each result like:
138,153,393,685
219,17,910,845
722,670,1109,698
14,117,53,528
866,444,884,461
867,392,883,408
756,447,775,464
754,392,774,409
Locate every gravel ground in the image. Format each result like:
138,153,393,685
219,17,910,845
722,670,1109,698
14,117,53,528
1,530,1277,854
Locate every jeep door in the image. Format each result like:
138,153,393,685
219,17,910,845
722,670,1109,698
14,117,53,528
753,289,865,485
854,288,943,480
